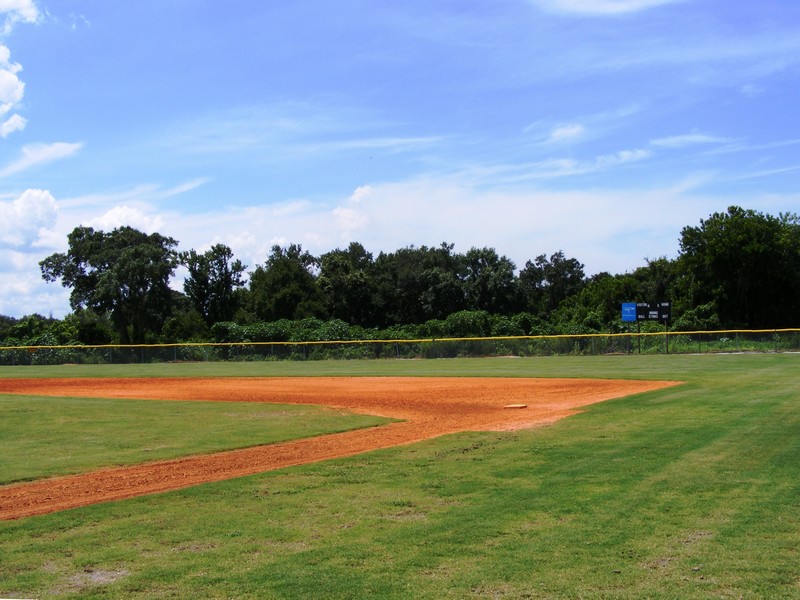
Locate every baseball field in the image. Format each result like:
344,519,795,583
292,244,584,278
0,354,798,598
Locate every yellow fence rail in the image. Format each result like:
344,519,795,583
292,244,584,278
2,328,799,365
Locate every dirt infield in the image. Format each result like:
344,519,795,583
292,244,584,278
0,377,677,520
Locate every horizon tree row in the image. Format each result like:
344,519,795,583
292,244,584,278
8,205,798,346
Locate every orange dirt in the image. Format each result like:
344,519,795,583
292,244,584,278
0,377,677,520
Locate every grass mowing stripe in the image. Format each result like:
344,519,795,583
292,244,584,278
0,354,798,598
0,351,795,380
0,394,390,484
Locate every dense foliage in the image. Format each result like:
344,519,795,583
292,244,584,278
1,206,798,349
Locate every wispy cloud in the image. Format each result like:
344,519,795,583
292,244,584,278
651,133,733,148
729,165,800,182
453,147,652,185
548,123,586,143
528,0,685,16
322,136,443,153
524,105,641,146
158,103,440,161
59,178,210,210
0,142,83,177
160,104,350,154
592,30,800,80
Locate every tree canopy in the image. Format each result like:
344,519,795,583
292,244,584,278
21,206,800,348
677,206,800,328
40,226,178,344
180,244,246,325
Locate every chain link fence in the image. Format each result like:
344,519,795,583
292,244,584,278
1,329,799,366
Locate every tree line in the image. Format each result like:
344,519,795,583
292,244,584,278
2,206,799,348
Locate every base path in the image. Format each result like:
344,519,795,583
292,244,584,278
0,377,676,520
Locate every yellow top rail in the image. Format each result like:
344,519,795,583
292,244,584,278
2,328,798,352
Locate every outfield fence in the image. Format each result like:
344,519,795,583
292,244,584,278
1,329,799,366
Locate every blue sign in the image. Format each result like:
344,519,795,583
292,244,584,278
621,303,637,322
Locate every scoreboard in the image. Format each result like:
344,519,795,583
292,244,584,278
621,302,671,323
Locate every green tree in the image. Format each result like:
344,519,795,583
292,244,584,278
677,206,800,328
373,243,466,325
64,309,115,345
180,244,246,325
631,257,677,305
462,247,518,314
246,244,325,321
0,315,17,343
40,226,179,344
317,242,377,327
518,251,586,317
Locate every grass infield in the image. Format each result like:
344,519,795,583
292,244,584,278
1,354,798,598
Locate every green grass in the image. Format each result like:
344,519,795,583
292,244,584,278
1,354,799,598
0,395,390,485
0,351,790,379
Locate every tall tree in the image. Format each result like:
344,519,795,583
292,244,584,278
518,251,586,316
632,256,676,304
462,247,518,314
317,242,377,327
40,226,179,344
180,244,246,325
247,244,325,321
678,206,800,328
373,243,466,325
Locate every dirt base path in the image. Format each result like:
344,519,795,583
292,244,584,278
0,377,676,520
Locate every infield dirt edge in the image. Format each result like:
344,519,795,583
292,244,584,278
0,376,678,520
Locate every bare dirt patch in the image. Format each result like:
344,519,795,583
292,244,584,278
0,377,676,520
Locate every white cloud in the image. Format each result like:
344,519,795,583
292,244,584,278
529,0,684,16
460,147,652,184
0,142,83,177
59,180,209,211
0,188,58,248
0,111,24,136
0,251,70,318
741,83,764,98
0,5,41,139
548,123,586,143
651,134,732,148
0,0,40,33
597,147,651,166
332,206,369,241
85,205,166,234
350,185,373,204
0,45,24,115
313,178,701,276
158,176,714,281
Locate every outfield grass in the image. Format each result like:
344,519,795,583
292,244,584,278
0,354,798,598
0,395,390,485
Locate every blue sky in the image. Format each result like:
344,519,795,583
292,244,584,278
1,0,800,318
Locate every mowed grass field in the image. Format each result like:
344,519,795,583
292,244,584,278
1,354,798,599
